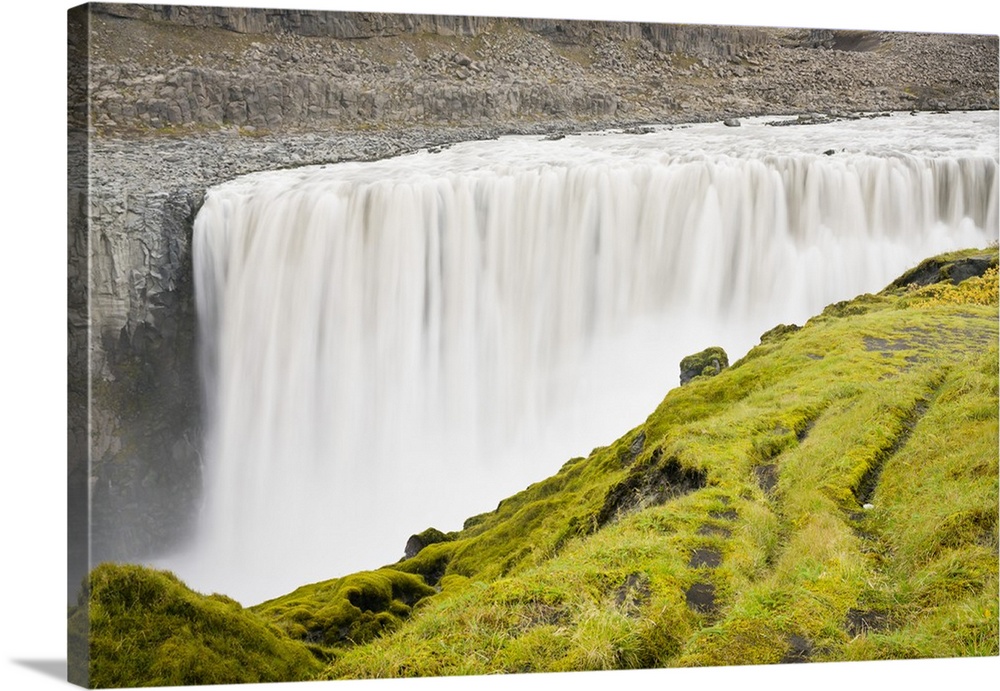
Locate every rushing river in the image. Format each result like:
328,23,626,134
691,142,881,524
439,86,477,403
165,111,998,605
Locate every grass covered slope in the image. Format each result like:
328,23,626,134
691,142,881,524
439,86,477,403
81,248,998,686
318,248,998,677
75,564,325,687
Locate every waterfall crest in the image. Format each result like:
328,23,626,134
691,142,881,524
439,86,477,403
180,114,998,605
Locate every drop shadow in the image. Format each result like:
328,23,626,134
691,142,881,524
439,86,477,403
11,659,66,681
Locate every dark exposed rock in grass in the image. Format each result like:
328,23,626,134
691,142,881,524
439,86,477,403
708,509,738,521
688,547,722,568
403,526,453,559
617,431,646,466
853,395,933,506
685,582,717,614
846,608,891,636
596,451,707,527
614,572,652,613
781,634,814,663
753,464,778,494
696,523,733,538
888,250,998,290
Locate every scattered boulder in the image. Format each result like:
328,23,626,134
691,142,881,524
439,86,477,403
723,118,741,127
403,526,451,559
680,346,729,385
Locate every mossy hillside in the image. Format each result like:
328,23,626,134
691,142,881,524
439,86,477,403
251,569,437,647
322,248,997,677
82,247,998,683
84,563,324,688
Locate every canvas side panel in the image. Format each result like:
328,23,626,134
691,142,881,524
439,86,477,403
68,3,92,688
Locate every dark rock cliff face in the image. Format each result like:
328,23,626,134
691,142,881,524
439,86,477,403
73,162,204,578
87,187,203,567
71,3,999,585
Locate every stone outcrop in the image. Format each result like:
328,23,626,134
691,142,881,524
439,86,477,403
69,4,999,573
887,252,999,289
679,347,730,386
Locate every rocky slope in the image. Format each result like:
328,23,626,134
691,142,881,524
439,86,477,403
68,3,999,585
87,5,996,133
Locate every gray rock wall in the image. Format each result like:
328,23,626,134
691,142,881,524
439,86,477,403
93,65,629,131
87,185,202,566
96,3,495,38
94,3,769,48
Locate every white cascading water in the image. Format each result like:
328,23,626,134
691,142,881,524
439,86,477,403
168,112,998,605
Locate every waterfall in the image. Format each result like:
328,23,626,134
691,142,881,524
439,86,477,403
176,113,997,605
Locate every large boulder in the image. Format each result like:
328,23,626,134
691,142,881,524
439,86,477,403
679,346,729,386
403,526,452,559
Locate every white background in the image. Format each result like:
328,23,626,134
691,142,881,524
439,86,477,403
2,1,998,690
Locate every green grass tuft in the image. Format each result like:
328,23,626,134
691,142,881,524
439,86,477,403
86,563,323,687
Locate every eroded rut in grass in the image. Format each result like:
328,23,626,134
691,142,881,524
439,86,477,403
853,374,948,508
841,370,953,643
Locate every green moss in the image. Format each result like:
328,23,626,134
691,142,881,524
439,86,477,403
817,292,891,319
680,616,790,666
252,568,438,647
86,563,322,688
758,323,801,345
